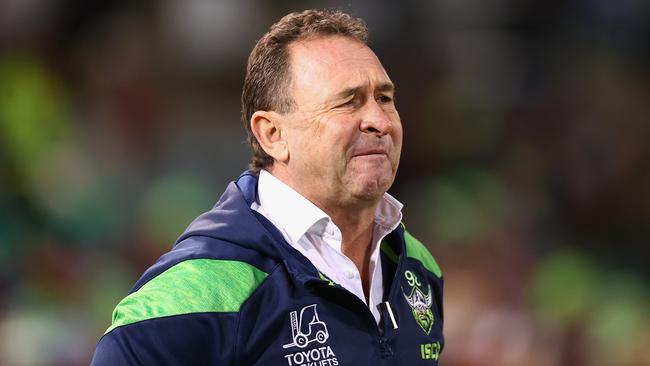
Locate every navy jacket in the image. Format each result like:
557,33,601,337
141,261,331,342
91,171,444,365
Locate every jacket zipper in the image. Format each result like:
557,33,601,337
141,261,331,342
311,251,406,359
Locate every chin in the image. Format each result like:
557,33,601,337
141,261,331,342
343,160,397,200
348,174,394,202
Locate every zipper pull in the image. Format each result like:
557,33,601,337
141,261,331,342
377,301,399,330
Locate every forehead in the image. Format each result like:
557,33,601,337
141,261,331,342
287,36,391,101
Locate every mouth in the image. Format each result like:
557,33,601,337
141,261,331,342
352,149,388,157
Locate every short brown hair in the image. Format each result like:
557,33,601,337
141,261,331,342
241,9,368,171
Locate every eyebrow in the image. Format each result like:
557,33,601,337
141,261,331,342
334,82,395,99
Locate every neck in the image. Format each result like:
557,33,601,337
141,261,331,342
324,199,379,303
268,165,380,300
322,201,377,243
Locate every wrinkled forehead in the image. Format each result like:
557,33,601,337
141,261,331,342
286,36,392,101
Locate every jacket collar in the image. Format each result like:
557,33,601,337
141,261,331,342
176,170,323,284
176,170,408,287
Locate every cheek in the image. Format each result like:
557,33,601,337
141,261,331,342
297,128,341,170
390,122,403,168
392,113,403,137
394,127,403,146
320,119,354,155
392,121,404,149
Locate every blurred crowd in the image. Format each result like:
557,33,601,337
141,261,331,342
0,1,648,365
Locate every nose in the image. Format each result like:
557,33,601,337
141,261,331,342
359,100,393,136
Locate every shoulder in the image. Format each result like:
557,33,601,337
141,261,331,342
107,243,273,334
402,225,442,278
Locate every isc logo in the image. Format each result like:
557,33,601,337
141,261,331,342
420,341,441,360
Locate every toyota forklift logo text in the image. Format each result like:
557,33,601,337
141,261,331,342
282,304,339,366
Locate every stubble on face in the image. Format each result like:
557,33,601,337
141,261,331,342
276,36,403,209
343,144,400,201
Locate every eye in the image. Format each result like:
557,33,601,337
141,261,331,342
337,96,357,108
377,95,393,104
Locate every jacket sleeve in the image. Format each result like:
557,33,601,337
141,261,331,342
90,255,269,365
90,312,239,365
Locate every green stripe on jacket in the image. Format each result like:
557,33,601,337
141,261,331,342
403,229,443,278
106,258,268,333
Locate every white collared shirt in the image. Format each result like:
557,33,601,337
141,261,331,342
251,169,403,323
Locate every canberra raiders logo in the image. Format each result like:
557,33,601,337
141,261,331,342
402,270,434,335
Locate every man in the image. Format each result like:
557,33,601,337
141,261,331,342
91,9,443,365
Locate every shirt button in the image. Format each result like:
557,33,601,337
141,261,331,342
344,271,355,279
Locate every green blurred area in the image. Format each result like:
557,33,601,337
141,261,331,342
0,1,648,365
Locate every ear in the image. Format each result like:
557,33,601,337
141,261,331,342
250,111,289,164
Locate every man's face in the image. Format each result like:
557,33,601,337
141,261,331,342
280,36,402,207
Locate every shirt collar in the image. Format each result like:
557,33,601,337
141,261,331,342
257,169,403,243
257,169,330,244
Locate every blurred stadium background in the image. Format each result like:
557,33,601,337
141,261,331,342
0,0,649,365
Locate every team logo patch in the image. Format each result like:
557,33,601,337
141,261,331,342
402,270,434,335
